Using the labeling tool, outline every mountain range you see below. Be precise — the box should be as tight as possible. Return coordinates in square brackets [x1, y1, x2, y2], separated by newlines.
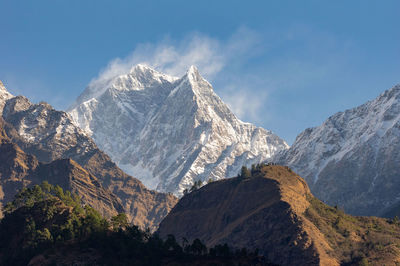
[1, 64, 400, 265]
[3, 65, 400, 220]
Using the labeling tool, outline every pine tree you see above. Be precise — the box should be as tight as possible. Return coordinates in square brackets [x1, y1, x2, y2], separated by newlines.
[240, 166, 251, 179]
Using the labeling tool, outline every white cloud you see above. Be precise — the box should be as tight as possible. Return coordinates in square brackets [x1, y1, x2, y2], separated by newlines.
[89, 27, 260, 86]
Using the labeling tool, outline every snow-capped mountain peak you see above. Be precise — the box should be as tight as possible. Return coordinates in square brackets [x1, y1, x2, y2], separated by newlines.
[69, 65, 288, 195]
[182, 65, 213, 93]
[186, 65, 202, 81]
[126, 64, 179, 87]
[70, 64, 178, 110]
[129, 63, 151, 72]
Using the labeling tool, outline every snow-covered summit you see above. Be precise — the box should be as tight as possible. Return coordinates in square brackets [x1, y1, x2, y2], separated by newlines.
[274, 83, 400, 216]
[69, 64, 178, 110]
[126, 64, 179, 88]
[186, 65, 207, 83]
[69, 65, 289, 195]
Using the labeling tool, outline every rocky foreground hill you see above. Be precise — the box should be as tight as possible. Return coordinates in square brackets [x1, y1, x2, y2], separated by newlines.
[0, 82, 177, 230]
[158, 165, 400, 265]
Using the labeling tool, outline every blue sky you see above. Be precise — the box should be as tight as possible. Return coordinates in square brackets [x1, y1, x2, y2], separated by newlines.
[1, 0, 399, 144]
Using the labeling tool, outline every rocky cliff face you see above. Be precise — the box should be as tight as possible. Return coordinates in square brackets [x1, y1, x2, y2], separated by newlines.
[0, 82, 177, 230]
[274, 84, 400, 216]
[158, 165, 400, 265]
[69, 65, 288, 195]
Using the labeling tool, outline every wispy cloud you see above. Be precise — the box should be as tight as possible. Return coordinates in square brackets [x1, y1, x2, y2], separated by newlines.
[90, 27, 260, 86]
[220, 86, 268, 123]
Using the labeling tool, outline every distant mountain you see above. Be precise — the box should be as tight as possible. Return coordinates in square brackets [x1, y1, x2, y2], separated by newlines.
[0, 82, 177, 230]
[274, 84, 400, 216]
[158, 164, 400, 265]
[69, 64, 288, 195]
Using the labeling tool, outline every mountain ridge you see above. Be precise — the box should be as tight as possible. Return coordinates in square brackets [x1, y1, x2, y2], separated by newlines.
[0, 118, 124, 218]
[0, 82, 177, 230]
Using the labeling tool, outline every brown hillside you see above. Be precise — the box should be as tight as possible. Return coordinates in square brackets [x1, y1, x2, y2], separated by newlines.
[158, 165, 400, 266]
